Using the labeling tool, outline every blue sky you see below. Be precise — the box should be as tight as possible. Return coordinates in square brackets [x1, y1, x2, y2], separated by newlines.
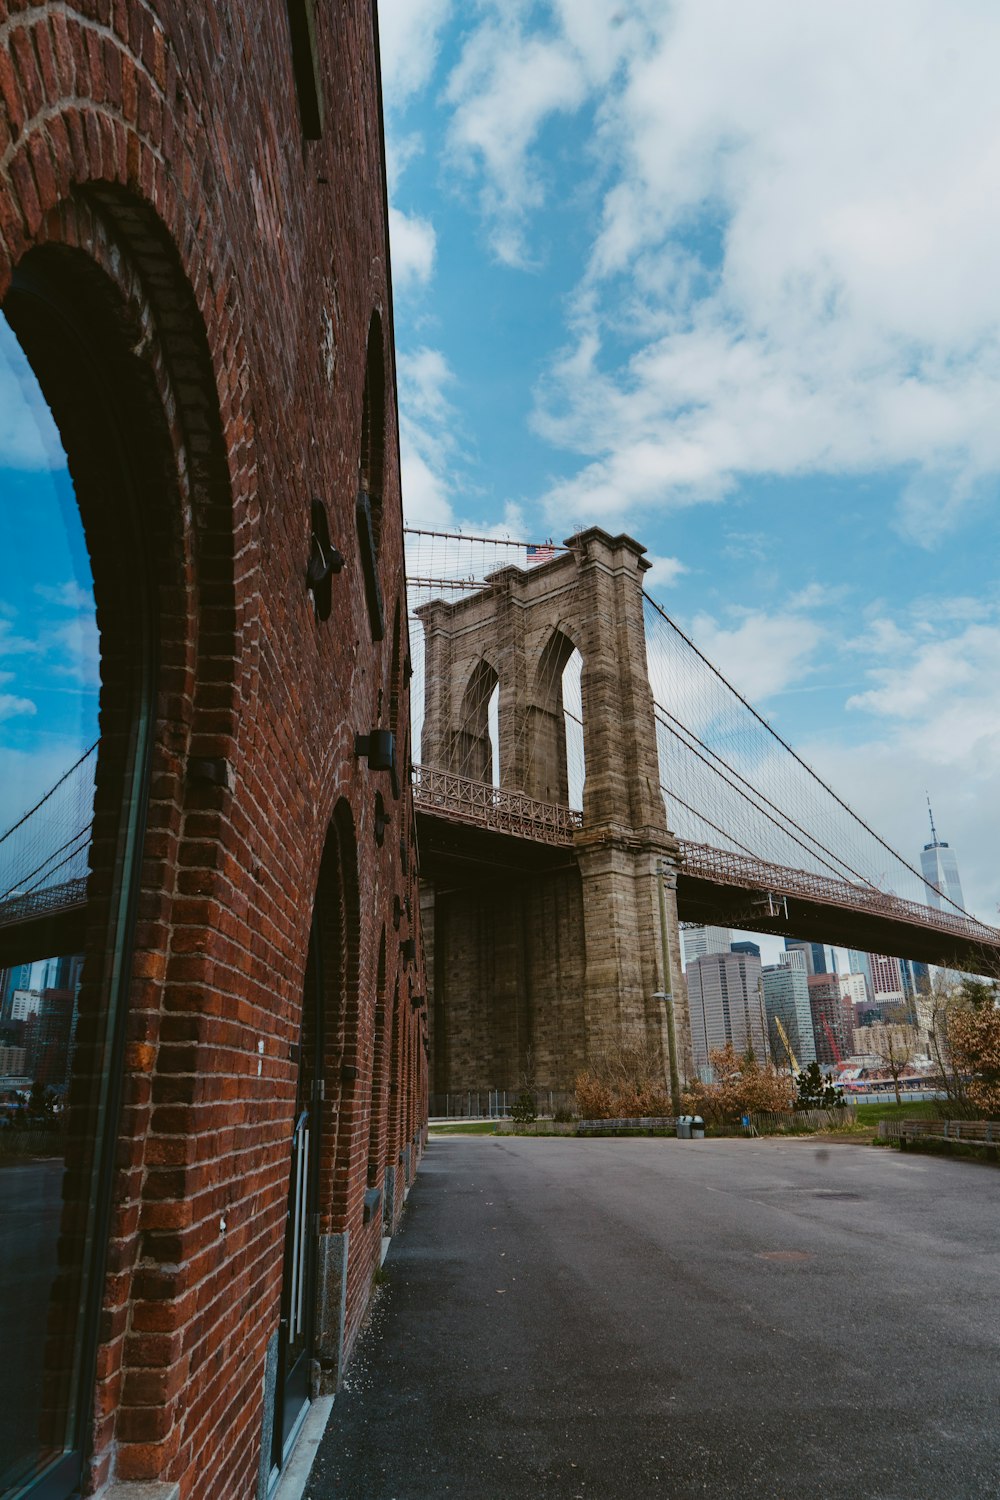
[0, 318, 100, 844]
[379, 0, 1000, 925]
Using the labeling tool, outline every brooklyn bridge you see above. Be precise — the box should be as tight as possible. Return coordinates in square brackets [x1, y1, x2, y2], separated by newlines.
[3, 526, 998, 1103]
[405, 525, 1000, 1100]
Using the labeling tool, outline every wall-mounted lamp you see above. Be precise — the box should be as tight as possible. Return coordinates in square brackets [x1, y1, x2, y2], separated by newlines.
[354, 728, 395, 771]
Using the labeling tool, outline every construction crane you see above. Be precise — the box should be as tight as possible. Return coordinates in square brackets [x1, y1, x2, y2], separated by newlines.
[773, 1015, 800, 1075]
[821, 1016, 843, 1068]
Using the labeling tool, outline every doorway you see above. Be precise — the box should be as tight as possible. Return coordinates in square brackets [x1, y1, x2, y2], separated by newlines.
[273, 923, 324, 1468]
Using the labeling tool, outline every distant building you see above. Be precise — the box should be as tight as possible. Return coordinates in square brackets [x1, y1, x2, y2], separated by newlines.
[900, 958, 931, 999]
[687, 951, 767, 1075]
[854, 1020, 919, 1064]
[839, 972, 868, 1009]
[869, 953, 906, 1010]
[682, 925, 732, 966]
[0, 1044, 27, 1078]
[9, 989, 41, 1023]
[920, 798, 965, 912]
[763, 963, 817, 1069]
[780, 949, 807, 972]
[807, 975, 856, 1066]
[784, 939, 835, 976]
[730, 940, 761, 958]
[0, 962, 32, 1021]
[847, 949, 872, 1001]
[24, 987, 78, 1090]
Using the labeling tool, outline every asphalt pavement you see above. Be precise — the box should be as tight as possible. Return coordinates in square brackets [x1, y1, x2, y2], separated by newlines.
[309, 1136, 1000, 1500]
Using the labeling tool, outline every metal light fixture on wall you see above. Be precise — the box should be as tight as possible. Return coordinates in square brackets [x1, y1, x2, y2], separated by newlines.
[354, 728, 395, 770]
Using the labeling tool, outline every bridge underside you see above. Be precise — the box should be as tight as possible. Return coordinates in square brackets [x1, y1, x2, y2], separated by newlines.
[677, 872, 995, 973]
[417, 808, 997, 975]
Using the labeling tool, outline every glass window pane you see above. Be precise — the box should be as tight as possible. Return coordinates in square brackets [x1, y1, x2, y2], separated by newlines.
[0, 311, 99, 1494]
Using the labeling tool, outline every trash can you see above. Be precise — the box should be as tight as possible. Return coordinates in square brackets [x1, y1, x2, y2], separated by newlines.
[676, 1115, 692, 1140]
[691, 1115, 705, 1140]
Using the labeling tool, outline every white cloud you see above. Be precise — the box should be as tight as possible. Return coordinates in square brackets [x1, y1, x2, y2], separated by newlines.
[0, 323, 65, 471]
[0, 694, 35, 723]
[389, 207, 437, 292]
[34, 581, 93, 610]
[424, 1, 1000, 534]
[442, 2, 652, 265]
[685, 608, 824, 705]
[397, 347, 459, 528]
[643, 553, 686, 592]
[808, 604, 1000, 921]
[377, 0, 454, 109]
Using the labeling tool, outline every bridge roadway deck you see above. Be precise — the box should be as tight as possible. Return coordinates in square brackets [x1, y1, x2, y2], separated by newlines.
[312, 1135, 1000, 1499]
[413, 766, 1000, 970]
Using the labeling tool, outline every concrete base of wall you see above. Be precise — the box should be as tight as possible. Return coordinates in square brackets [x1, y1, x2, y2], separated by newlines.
[314, 1230, 350, 1393]
[272, 1396, 335, 1500]
[102, 1487, 181, 1500]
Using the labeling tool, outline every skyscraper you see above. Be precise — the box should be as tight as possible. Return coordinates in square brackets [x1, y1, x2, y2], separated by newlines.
[763, 963, 817, 1069]
[686, 951, 768, 1076]
[847, 949, 872, 1001]
[869, 952, 906, 1008]
[920, 798, 965, 912]
[682, 925, 732, 966]
[784, 938, 835, 976]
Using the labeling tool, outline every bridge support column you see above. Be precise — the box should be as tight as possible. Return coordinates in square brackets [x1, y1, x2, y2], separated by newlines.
[575, 834, 691, 1089]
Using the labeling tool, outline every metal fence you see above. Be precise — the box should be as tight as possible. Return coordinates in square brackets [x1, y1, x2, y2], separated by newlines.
[429, 1090, 576, 1120]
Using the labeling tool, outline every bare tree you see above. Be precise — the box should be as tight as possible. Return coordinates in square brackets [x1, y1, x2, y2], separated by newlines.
[865, 1022, 917, 1106]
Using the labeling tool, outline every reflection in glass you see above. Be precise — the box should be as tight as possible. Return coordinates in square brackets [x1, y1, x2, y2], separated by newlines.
[0, 312, 99, 1495]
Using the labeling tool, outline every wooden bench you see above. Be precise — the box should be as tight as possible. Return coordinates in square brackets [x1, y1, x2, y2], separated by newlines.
[900, 1119, 999, 1145]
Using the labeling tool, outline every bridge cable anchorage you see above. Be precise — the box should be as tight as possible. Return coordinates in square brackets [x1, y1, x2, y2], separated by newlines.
[641, 587, 975, 921]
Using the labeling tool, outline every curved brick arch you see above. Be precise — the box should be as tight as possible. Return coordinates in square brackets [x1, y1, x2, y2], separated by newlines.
[0, 3, 256, 743]
[2, 181, 251, 1486]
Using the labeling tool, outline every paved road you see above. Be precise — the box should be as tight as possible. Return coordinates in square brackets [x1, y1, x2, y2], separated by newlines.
[311, 1137, 1000, 1500]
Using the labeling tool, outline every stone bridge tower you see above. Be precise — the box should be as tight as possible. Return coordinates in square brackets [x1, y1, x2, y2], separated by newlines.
[417, 528, 691, 1101]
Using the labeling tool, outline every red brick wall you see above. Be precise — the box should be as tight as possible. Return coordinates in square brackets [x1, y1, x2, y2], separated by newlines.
[0, 1, 427, 1495]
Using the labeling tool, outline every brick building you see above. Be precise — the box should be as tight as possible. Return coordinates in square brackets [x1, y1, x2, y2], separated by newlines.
[0, 4, 426, 1498]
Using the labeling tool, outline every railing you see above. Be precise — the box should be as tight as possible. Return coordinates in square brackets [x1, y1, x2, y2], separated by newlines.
[412, 765, 1000, 951]
[0, 875, 89, 931]
[412, 765, 582, 846]
[676, 840, 1000, 948]
[877, 1118, 1000, 1144]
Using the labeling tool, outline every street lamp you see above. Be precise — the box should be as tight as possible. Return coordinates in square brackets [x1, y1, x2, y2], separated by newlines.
[655, 858, 682, 1114]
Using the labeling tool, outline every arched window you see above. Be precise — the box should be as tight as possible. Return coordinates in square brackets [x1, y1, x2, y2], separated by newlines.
[356, 313, 386, 640]
[453, 657, 499, 784]
[366, 930, 388, 1196]
[526, 629, 583, 807]
[0, 264, 153, 1498]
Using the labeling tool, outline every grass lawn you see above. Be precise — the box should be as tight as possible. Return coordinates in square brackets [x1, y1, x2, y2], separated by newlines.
[854, 1099, 943, 1126]
[428, 1121, 498, 1136]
